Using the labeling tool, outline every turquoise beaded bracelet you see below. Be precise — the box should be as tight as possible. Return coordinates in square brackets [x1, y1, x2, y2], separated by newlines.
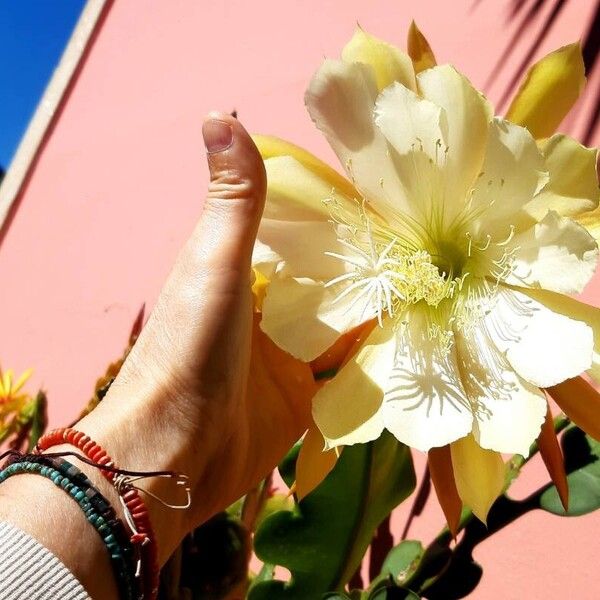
[0, 460, 136, 600]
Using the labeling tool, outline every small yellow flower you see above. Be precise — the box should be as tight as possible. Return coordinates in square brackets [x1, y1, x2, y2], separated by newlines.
[0, 367, 34, 443]
[0, 368, 33, 416]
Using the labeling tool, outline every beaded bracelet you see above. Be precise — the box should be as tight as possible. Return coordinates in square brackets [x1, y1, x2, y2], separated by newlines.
[0, 459, 136, 599]
[13, 453, 141, 599]
[35, 428, 191, 599]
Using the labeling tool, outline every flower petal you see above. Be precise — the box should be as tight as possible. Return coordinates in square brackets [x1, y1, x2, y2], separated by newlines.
[255, 219, 344, 281]
[428, 445, 462, 537]
[450, 434, 505, 523]
[407, 21, 437, 74]
[506, 43, 586, 139]
[261, 277, 373, 362]
[374, 81, 446, 158]
[311, 320, 376, 376]
[473, 373, 546, 457]
[305, 58, 409, 215]
[525, 134, 599, 222]
[417, 65, 492, 209]
[510, 286, 600, 384]
[312, 323, 396, 448]
[575, 206, 600, 247]
[485, 287, 593, 388]
[374, 81, 448, 217]
[296, 424, 339, 500]
[252, 134, 358, 200]
[342, 27, 416, 92]
[262, 155, 347, 221]
[253, 155, 353, 280]
[547, 376, 600, 442]
[454, 327, 546, 456]
[382, 310, 473, 451]
[504, 211, 598, 295]
[471, 117, 547, 229]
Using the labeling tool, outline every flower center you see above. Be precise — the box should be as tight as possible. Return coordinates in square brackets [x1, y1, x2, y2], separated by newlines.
[324, 202, 466, 326]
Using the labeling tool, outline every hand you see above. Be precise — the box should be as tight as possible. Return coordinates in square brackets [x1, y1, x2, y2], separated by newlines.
[76, 112, 313, 560]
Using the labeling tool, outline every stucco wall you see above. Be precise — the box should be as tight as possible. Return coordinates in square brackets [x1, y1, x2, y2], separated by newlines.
[1, 1, 599, 597]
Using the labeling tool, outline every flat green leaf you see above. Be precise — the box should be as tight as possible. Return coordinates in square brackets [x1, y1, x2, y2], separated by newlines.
[248, 562, 275, 593]
[381, 540, 424, 581]
[540, 425, 600, 516]
[249, 432, 416, 600]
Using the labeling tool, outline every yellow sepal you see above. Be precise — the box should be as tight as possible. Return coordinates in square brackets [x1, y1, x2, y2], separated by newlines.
[295, 425, 339, 500]
[251, 134, 357, 199]
[407, 21, 437, 74]
[506, 43, 586, 139]
[450, 434, 505, 523]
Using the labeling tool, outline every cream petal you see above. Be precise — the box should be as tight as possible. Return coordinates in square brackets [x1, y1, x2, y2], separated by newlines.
[305, 58, 409, 215]
[261, 277, 374, 362]
[471, 118, 547, 230]
[255, 219, 345, 281]
[483, 287, 593, 388]
[382, 310, 473, 451]
[514, 287, 600, 385]
[373, 81, 448, 221]
[454, 329, 546, 457]
[504, 211, 598, 295]
[374, 81, 446, 158]
[253, 155, 356, 280]
[417, 65, 492, 209]
[312, 323, 396, 448]
[252, 238, 281, 278]
[525, 134, 599, 222]
[473, 371, 546, 457]
[341, 28, 416, 92]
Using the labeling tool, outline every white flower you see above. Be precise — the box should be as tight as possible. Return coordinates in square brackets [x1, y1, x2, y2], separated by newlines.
[252, 30, 600, 462]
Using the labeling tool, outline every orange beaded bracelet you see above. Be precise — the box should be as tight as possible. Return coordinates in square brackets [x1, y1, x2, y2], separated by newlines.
[35, 427, 160, 599]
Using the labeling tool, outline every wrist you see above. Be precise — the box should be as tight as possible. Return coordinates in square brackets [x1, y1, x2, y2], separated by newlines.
[73, 382, 204, 562]
[0, 474, 119, 600]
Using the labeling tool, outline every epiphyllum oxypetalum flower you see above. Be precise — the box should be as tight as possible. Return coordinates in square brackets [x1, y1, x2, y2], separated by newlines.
[253, 26, 600, 522]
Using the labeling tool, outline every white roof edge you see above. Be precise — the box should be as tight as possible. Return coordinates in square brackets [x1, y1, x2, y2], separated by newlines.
[0, 0, 109, 233]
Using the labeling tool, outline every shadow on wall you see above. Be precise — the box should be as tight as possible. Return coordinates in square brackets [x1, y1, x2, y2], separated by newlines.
[475, 0, 600, 144]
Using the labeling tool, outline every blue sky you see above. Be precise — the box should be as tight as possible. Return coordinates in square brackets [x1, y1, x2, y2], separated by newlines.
[0, 1, 85, 170]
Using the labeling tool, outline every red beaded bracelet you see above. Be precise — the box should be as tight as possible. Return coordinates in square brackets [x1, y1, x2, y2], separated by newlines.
[35, 428, 160, 599]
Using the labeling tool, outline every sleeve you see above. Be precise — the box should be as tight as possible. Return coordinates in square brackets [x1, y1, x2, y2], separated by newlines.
[0, 521, 90, 600]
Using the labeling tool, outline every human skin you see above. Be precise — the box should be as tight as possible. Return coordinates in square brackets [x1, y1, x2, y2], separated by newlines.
[0, 113, 310, 599]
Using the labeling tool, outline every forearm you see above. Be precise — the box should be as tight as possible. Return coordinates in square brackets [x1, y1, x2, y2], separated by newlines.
[0, 475, 117, 599]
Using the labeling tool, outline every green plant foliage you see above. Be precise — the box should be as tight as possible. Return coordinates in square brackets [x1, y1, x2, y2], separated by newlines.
[27, 391, 48, 451]
[278, 439, 302, 489]
[249, 432, 416, 600]
[540, 425, 600, 516]
[369, 588, 420, 599]
[380, 540, 423, 580]
[248, 562, 275, 594]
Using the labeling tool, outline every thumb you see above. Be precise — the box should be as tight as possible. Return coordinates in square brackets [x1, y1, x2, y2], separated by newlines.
[107, 112, 266, 403]
[191, 111, 266, 277]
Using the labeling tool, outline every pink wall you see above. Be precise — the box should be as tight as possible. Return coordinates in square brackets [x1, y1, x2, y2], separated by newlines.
[1, 0, 599, 597]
